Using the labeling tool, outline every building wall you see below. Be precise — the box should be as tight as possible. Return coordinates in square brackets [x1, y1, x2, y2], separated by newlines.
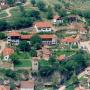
[53, 19, 63, 24]
[20, 88, 34, 90]
[34, 25, 52, 32]
[7, 36, 20, 45]
[32, 60, 38, 72]
[3, 55, 9, 61]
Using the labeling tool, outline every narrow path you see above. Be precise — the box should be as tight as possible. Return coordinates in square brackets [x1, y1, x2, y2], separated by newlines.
[0, 0, 30, 19]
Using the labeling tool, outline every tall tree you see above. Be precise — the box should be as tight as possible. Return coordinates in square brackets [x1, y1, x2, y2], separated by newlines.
[18, 41, 31, 52]
[31, 0, 36, 6]
[30, 35, 42, 49]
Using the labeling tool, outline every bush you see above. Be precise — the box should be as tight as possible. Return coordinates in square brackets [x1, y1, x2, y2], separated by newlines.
[0, 32, 6, 39]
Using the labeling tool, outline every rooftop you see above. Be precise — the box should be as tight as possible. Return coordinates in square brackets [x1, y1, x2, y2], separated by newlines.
[2, 48, 14, 56]
[20, 80, 34, 89]
[53, 15, 61, 19]
[21, 35, 32, 40]
[40, 34, 56, 39]
[61, 37, 75, 43]
[8, 31, 20, 37]
[34, 21, 52, 28]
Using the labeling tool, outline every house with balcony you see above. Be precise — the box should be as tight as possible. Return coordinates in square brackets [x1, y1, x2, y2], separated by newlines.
[34, 21, 53, 32]
[61, 36, 78, 48]
[40, 34, 57, 45]
[7, 31, 21, 45]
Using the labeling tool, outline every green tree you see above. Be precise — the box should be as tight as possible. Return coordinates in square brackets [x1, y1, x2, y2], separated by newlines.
[16, 2, 25, 16]
[39, 66, 53, 77]
[10, 53, 20, 65]
[30, 48, 37, 57]
[71, 73, 79, 86]
[30, 35, 42, 49]
[49, 56, 56, 65]
[0, 32, 6, 39]
[5, 69, 17, 79]
[58, 9, 67, 17]
[31, 0, 36, 6]
[18, 41, 31, 52]
[7, 0, 15, 6]
[0, 20, 8, 31]
[36, 1, 46, 11]
[25, 10, 41, 20]
[46, 6, 53, 19]
[10, 17, 33, 29]
[54, 3, 62, 12]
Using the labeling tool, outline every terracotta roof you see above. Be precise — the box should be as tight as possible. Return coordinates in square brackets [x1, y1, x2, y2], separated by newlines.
[40, 34, 56, 39]
[0, 85, 10, 90]
[2, 48, 14, 56]
[61, 37, 75, 43]
[53, 15, 61, 19]
[57, 55, 65, 61]
[34, 22, 52, 28]
[20, 80, 34, 89]
[21, 35, 32, 40]
[8, 31, 20, 37]
[79, 28, 86, 31]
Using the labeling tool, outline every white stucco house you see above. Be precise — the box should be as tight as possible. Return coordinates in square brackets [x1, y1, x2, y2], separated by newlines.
[34, 21, 53, 32]
[53, 15, 63, 25]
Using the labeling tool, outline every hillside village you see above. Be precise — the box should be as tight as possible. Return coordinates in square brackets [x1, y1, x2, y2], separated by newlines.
[0, 0, 89, 90]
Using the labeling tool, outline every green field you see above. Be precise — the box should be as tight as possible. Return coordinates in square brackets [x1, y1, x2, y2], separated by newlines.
[15, 52, 32, 67]
[54, 50, 76, 57]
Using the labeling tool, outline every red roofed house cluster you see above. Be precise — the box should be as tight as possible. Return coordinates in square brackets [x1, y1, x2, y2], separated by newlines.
[7, 31, 57, 45]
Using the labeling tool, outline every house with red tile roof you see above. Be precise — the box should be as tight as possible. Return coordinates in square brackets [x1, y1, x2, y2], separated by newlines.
[53, 15, 63, 25]
[20, 80, 34, 90]
[2, 48, 14, 61]
[61, 36, 78, 48]
[7, 31, 21, 45]
[7, 31, 57, 46]
[20, 35, 32, 40]
[34, 21, 53, 32]
[40, 34, 57, 45]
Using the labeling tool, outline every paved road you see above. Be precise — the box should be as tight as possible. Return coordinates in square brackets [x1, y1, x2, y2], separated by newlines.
[0, 0, 30, 19]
